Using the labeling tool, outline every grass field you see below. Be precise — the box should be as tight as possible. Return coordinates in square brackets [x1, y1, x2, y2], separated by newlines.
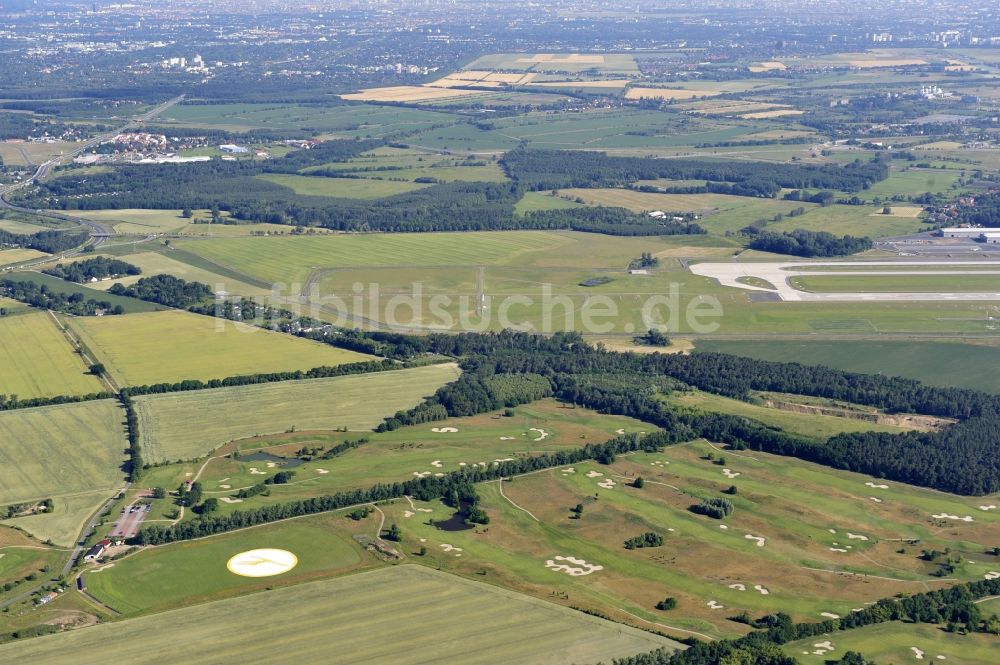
[174, 231, 578, 286]
[0, 311, 104, 398]
[135, 363, 460, 462]
[255, 174, 430, 199]
[784, 621, 998, 664]
[157, 103, 456, 137]
[71, 208, 190, 234]
[0, 400, 126, 544]
[667, 389, 910, 439]
[792, 274, 1000, 293]
[11, 566, 676, 665]
[693, 340, 1000, 394]
[466, 52, 640, 75]
[515, 191, 586, 214]
[0, 140, 77, 166]
[862, 167, 963, 200]
[559, 188, 810, 234]
[87, 513, 370, 614]
[66, 310, 375, 386]
[0, 248, 48, 266]
[308, 146, 509, 183]
[85, 250, 272, 297]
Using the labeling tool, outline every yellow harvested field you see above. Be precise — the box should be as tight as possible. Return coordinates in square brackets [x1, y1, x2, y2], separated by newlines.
[682, 101, 790, 116]
[428, 71, 537, 88]
[0, 311, 104, 399]
[748, 61, 787, 72]
[516, 54, 606, 64]
[0, 248, 48, 265]
[869, 206, 925, 218]
[340, 86, 489, 103]
[740, 109, 804, 119]
[66, 310, 376, 386]
[625, 87, 720, 100]
[919, 141, 964, 150]
[532, 79, 630, 89]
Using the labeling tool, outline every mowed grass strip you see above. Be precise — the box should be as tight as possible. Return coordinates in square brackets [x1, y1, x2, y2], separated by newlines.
[0, 311, 104, 399]
[135, 363, 461, 462]
[793, 274, 1000, 293]
[0, 400, 126, 505]
[66, 310, 375, 386]
[12, 566, 678, 665]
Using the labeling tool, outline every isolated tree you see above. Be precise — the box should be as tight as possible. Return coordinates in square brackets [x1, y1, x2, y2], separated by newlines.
[633, 477, 645, 488]
[88, 363, 105, 376]
[384, 523, 401, 542]
[152, 487, 166, 499]
[181, 207, 193, 219]
[655, 597, 677, 611]
[199, 498, 219, 514]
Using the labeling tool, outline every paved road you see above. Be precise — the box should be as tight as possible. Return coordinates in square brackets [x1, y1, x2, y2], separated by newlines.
[0, 94, 185, 253]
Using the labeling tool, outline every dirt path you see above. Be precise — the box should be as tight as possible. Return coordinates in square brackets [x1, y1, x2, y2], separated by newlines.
[617, 608, 716, 641]
[496, 479, 539, 521]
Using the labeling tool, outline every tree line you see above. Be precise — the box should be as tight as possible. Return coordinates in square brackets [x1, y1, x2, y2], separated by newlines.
[745, 229, 873, 257]
[0, 228, 88, 254]
[500, 148, 889, 195]
[0, 278, 124, 316]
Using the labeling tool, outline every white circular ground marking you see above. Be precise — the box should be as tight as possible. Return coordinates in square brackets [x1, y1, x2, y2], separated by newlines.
[226, 549, 298, 577]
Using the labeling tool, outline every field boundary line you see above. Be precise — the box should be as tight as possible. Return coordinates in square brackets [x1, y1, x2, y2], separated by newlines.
[496, 478, 539, 521]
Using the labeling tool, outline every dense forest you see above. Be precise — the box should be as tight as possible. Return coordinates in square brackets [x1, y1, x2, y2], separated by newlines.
[501, 149, 890, 195]
[42, 256, 140, 283]
[745, 229, 874, 257]
[108, 275, 213, 308]
[0, 228, 88, 254]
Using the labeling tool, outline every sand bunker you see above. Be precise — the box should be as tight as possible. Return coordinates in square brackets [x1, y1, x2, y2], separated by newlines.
[440, 544, 463, 553]
[249, 467, 266, 475]
[979, 505, 997, 511]
[561, 467, 575, 474]
[431, 427, 459, 433]
[316, 469, 329, 474]
[866, 482, 889, 489]
[847, 533, 869, 541]
[494, 457, 515, 463]
[615, 428, 626, 435]
[755, 584, 769, 595]
[545, 555, 603, 577]
[820, 612, 840, 619]
[728, 583, 746, 591]
[829, 529, 837, 534]
[911, 646, 925, 659]
[812, 641, 835, 656]
[530, 428, 550, 441]
[266, 462, 276, 468]
[597, 479, 617, 489]
[219, 484, 231, 490]
[706, 600, 724, 610]
[830, 548, 849, 553]
[586, 470, 604, 478]
[722, 468, 741, 479]
[649, 460, 668, 467]
[984, 571, 1000, 580]
[499, 436, 515, 440]
[434, 472, 445, 477]
[745, 534, 765, 547]
[719, 524, 729, 530]
[404, 510, 415, 518]
[227, 548, 298, 577]
[431, 460, 443, 468]
[219, 477, 230, 482]
[932, 513, 974, 522]
[413, 471, 431, 479]
[219, 497, 243, 504]
[870, 497, 883, 503]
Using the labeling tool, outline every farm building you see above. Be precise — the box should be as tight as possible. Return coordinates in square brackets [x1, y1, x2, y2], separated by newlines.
[937, 227, 983, 238]
[83, 539, 111, 562]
